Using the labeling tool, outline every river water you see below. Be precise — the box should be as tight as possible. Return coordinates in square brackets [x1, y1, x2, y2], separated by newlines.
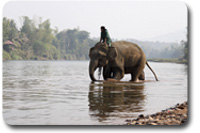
[3, 61, 187, 125]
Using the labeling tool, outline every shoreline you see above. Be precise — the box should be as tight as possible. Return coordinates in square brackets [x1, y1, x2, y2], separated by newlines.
[125, 101, 188, 125]
[147, 58, 187, 64]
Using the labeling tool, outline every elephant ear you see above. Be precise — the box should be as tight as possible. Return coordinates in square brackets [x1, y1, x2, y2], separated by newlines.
[98, 45, 108, 57]
[108, 47, 117, 61]
[89, 47, 95, 58]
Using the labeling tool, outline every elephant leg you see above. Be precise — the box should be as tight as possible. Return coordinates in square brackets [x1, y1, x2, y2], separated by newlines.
[113, 68, 124, 80]
[103, 66, 112, 80]
[131, 65, 145, 82]
[131, 72, 139, 82]
[138, 70, 145, 80]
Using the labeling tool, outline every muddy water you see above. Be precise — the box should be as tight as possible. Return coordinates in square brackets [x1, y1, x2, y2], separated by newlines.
[3, 61, 187, 125]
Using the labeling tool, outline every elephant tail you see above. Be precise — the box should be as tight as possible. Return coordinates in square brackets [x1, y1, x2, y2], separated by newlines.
[146, 62, 159, 81]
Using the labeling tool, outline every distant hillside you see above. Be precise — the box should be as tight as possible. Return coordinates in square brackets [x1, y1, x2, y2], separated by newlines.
[142, 28, 187, 43]
[124, 38, 184, 59]
[125, 38, 180, 50]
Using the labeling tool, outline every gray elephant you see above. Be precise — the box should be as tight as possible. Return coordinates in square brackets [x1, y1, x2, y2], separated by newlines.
[89, 41, 158, 81]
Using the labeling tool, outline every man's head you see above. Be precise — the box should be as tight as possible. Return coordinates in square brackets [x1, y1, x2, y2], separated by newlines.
[100, 26, 105, 32]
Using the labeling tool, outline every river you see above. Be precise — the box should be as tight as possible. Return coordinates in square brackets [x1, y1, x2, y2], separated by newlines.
[3, 61, 187, 125]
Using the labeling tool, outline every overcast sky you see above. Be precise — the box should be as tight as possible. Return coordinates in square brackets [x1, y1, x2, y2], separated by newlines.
[3, 1, 187, 41]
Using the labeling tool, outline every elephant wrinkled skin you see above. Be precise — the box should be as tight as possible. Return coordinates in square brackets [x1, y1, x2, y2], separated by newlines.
[89, 41, 158, 81]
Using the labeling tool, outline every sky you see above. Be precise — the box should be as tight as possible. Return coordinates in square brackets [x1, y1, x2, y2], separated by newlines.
[3, 1, 187, 41]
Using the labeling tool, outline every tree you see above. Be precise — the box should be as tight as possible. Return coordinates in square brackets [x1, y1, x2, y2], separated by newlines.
[181, 40, 188, 60]
[20, 16, 37, 43]
[180, 28, 188, 62]
[3, 17, 18, 42]
[2, 16, 99, 60]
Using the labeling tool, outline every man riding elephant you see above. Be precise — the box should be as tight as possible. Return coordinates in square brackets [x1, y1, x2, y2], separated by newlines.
[99, 26, 112, 47]
[89, 41, 158, 82]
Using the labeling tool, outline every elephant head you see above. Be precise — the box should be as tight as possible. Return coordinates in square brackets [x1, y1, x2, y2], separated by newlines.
[89, 43, 117, 81]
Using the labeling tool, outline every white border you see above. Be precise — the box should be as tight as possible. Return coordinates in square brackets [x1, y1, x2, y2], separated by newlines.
[1, 0, 199, 132]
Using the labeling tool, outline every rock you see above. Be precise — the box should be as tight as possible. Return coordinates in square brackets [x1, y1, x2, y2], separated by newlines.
[138, 114, 145, 118]
[148, 116, 154, 121]
[125, 101, 187, 126]
[151, 122, 158, 125]
[180, 106, 185, 110]
[181, 119, 186, 124]
[131, 121, 136, 125]
[125, 119, 131, 123]
[150, 114, 156, 117]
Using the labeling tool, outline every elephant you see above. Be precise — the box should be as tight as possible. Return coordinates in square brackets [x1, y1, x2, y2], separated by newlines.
[89, 41, 158, 81]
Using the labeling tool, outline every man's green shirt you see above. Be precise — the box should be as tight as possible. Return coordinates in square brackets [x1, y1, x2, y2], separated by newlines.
[101, 29, 112, 44]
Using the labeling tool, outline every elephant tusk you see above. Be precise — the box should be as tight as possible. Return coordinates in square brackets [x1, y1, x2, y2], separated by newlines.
[98, 67, 102, 79]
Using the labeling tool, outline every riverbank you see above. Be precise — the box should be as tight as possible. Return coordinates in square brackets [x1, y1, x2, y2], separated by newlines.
[125, 101, 188, 125]
[147, 58, 187, 64]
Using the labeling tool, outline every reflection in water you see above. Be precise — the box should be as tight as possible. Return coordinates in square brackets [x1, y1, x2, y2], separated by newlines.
[88, 81, 145, 122]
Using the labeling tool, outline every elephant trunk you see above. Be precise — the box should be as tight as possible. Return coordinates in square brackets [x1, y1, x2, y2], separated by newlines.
[89, 60, 98, 81]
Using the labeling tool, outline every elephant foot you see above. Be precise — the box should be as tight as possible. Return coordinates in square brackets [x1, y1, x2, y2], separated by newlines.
[105, 78, 120, 82]
[130, 79, 140, 82]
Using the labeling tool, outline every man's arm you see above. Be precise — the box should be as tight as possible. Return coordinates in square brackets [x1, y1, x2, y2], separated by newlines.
[104, 38, 107, 45]
[99, 37, 102, 43]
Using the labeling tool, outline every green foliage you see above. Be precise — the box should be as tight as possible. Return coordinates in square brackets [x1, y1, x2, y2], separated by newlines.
[3, 16, 96, 61]
[20, 16, 37, 42]
[3, 17, 18, 42]
[181, 40, 188, 61]
[3, 50, 11, 60]
[11, 49, 24, 60]
[33, 41, 48, 57]
[55, 28, 95, 60]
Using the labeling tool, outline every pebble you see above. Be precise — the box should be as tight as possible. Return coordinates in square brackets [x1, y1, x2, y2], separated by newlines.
[125, 101, 187, 125]
[138, 114, 145, 118]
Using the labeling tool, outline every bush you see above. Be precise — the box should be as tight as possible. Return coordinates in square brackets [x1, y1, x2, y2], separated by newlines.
[3, 50, 11, 60]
